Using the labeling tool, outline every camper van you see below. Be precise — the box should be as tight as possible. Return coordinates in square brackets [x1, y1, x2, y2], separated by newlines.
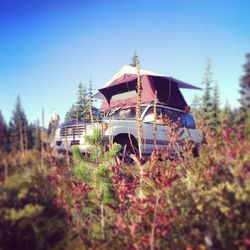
[53, 65, 202, 159]
[53, 102, 202, 159]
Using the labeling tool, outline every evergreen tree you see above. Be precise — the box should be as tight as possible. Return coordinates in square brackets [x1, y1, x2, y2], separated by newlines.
[34, 119, 41, 151]
[201, 59, 214, 127]
[130, 51, 140, 67]
[27, 122, 36, 149]
[8, 96, 28, 151]
[211, 81, 220, 127]
[65, 104, 77, 121]
[244, 110, 250, 136]
[76, 82, 88, 120]
[0, 110, 8, 152]
[221, 101, 233, 125]
[87, 79, 94, 114]
[65, 81, 100, 122]
[238, 53, 250, 136]
[239, 53, 250, 115]
[191, 94, 202, 117]
[87, 79, 100, 120]
[65, 82, 89, 121]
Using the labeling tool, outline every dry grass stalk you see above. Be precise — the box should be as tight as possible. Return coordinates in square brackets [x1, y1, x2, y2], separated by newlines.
[64, 122, 70, 168]
[153, 90, 157, 149]
[128, 129, 137, 154]
[130, 153, 144, 199]
[136, 62, 142, 159]
[135, 62, 144, 199]
[40, 108, 45, 171]
[108, 116, 114, 149]
[142, 124, 147, 153]
[76, 111, 80, 140]
[24, 120, 28, 151]
[4, 160, 8, 182]
[150, 195, 160, 250]
[89, 101, 94, 126]
[100, 196, 105, 239]
[18, 115, 24, 157]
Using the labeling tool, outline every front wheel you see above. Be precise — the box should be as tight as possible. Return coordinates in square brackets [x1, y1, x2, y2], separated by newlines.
[116, 137, 138, 164]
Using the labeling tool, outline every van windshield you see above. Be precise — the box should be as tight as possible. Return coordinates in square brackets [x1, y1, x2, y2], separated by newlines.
[108, 107, 146, 120]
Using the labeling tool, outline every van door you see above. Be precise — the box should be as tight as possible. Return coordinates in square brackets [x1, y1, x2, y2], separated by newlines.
[160, 108, 190, 146]
[142, 106, 169, 155]
[182, 113, 203, 145]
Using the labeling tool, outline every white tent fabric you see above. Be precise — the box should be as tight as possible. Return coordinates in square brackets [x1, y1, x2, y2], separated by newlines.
[102, 65, 164, 88]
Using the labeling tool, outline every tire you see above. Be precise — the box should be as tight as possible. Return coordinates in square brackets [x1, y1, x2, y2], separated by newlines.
[115, 137, 138, 164]
[192, 145, 199, 158]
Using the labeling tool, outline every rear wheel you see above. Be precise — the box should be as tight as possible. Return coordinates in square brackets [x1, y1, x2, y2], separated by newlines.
[115, 137, 138, 164]
[192, 145, 199, 158]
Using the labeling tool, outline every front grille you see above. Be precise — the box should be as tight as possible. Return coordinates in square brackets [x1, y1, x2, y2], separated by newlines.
[60, 124, 86, 137]
[71, 140, 80, 145]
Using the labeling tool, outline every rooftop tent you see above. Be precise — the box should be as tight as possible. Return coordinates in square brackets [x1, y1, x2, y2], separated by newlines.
[95, 65, 201, 112]
[94, 65, 164, 100]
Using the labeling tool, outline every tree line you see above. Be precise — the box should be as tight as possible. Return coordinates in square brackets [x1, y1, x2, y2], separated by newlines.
[0, 96, 41, 152]
[1, 52, 250, 152]
[191, 54, 250, 136]
[64, 80, 100, 122]
[0, 80, 99, 153]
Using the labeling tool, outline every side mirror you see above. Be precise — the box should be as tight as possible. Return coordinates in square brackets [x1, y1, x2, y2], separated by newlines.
[143, 114, 154, 123]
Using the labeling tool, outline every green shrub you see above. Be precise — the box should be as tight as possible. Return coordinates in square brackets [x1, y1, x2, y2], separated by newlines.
[0, 151, 74, 250]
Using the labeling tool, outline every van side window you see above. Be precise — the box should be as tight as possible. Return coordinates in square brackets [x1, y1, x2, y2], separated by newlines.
[161, 108, 184, 127]
[144, 107, 164, 124]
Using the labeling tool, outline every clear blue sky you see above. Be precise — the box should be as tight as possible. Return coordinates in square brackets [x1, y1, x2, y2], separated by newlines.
[0, 0, 249, 126]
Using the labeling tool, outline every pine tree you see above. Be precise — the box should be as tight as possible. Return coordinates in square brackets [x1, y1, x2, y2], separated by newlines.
[26, 122, 35, 149]
[238, 53, 250, 136]
[191, 94, 202, 117]
[9, 96, 28, 151]
[0, 110, 8, 152]
[221, 101, 234, 127]
[87, 79, 94, 114]
[76, 82, 88, 120]
[130, 51, 140, 67]
[87, 79, 100, 120]
[65, 104, 77, 121]
[201, 59, 214, 127]
[65, 82, 89, 122]
[239, 53, 250, 115]
[34, 119, 41, 151]
[211, 81, 220, 128]
[65, 81, 100, 122]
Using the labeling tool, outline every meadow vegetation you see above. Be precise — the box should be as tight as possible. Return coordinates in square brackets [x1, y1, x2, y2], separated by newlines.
[1, 54, 250, 249]
[1, 119, 250, 250]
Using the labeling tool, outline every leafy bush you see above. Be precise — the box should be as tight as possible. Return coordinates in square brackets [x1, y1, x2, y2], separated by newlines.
[0, 151, 75, 250]
[51, 126, 250, 249]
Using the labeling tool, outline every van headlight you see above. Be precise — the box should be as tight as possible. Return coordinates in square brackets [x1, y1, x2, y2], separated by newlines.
[55, 128, 60, 137]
